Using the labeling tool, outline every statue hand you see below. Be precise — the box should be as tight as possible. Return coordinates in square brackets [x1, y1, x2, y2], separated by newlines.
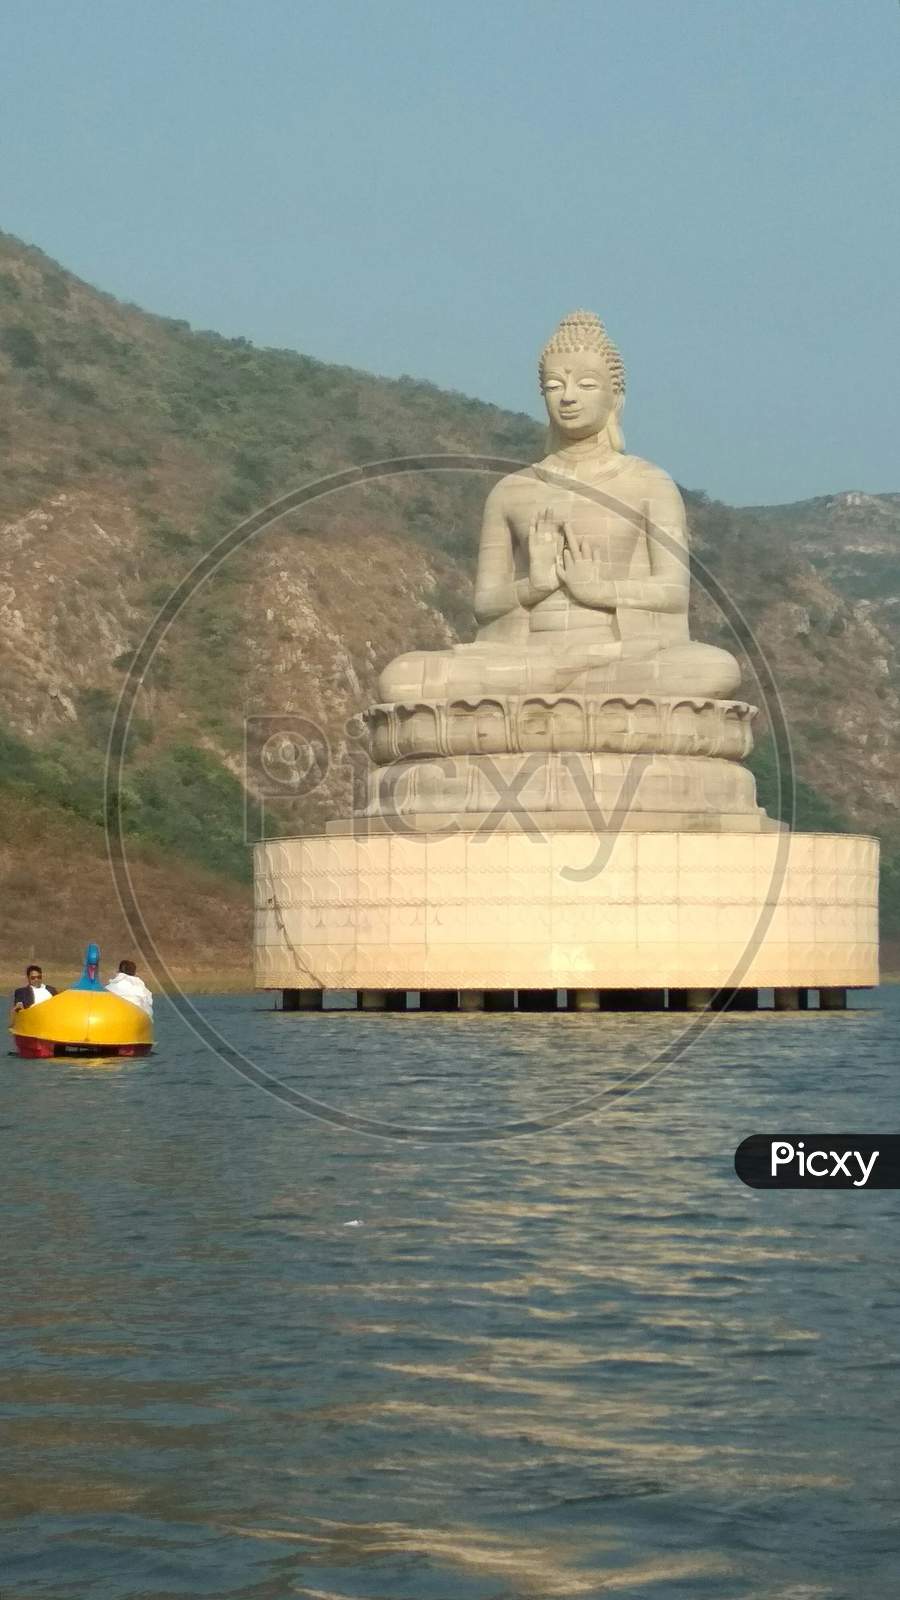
[527, 508, 562, 598]
[558, 524, 616, 608]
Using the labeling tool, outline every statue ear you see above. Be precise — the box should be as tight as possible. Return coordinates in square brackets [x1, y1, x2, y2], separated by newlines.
[607, 400, 625, 453]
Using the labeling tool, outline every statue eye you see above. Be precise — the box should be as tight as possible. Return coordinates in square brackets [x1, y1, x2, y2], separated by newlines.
[579, 379, 599, 389]
[543, 380, 563, 392]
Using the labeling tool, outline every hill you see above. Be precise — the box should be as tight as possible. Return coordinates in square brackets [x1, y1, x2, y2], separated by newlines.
[0, 783, 251, 992]
[0, 229, 897, 978]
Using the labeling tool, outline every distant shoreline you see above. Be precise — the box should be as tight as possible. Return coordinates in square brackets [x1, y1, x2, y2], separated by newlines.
[0, 965, 256, 996]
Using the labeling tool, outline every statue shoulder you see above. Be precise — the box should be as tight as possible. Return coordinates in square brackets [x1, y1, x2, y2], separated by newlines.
[493, 465, 539, 494]
[621, 454, 684, 502]
[484, 467, 540, 515]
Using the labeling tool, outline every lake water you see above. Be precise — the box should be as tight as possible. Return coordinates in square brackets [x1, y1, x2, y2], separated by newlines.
[2, 989, 899, 1598]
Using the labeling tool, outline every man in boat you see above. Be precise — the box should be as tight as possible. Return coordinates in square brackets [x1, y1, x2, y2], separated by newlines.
[10, 964, 58, 1018]
[105, 959, 154, 1018]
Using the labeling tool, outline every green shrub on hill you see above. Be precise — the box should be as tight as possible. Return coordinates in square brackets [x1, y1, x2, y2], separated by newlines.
[128, 745, 258, 879]
[747, 736, 847, 832]
[1, 323, 42, 369]
[748, 736, 900, 937]
[0, 723, 256, 882]
[880, 850, 900, 940]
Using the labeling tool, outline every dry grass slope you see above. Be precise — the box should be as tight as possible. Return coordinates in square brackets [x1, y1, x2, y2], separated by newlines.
[0, 787, 251, 991]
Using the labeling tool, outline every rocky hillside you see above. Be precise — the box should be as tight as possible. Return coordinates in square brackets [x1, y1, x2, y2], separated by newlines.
[0, 229, 897, 975]
[688, 491, 900, 843]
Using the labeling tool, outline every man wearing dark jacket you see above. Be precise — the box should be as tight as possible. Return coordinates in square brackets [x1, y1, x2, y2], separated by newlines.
[11, 964, 58, 1018]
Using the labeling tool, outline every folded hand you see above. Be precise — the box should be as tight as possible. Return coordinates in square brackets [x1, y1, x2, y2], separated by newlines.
[528, 508, 562, 598]
[558, 524, 616, 607]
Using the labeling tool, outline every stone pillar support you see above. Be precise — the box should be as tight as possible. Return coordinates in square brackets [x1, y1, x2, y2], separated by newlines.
[283, 988, 324, 1011]
[420, 989, 459, 1011]
[359, 989, 389, 1011]
[484, 990, 515, 1011]
[567, 989, 600, 1011]
[600, 988, 666, 1011]
[459, 990, 486, 1012]
[517, 990, 558, 1011]
[716, 988, 759, 1011]
[685, 988, 716, 1012]
[819, 986, 848, 1010]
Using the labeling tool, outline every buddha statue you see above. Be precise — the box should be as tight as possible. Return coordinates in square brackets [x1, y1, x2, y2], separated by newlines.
[378, 310, 741, 703]
[358, 312, 768, 832]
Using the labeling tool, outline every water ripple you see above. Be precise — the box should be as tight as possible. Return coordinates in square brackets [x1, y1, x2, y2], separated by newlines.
[1, 989, 899, 1597]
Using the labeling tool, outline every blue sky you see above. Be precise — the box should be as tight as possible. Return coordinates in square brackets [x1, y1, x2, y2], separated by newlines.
[0, 0, 897, 504]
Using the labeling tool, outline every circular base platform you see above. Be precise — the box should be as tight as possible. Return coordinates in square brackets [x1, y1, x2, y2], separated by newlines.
[254, 829, 879, 993]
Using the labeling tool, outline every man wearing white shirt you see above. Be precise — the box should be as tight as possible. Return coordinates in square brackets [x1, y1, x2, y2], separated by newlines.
[106, 959, 154, 1018]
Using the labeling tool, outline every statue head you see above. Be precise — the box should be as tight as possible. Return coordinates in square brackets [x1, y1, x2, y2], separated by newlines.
[539, 311, 626, 451]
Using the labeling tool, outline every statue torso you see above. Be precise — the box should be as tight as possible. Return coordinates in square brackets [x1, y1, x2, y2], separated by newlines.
[499, 452, 661, 640]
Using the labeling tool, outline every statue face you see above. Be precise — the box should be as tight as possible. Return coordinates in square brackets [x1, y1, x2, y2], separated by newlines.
[541, 350, 616, 440]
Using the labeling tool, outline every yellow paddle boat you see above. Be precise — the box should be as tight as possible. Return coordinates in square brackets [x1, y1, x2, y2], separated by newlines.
[11, 944, 153, 1059]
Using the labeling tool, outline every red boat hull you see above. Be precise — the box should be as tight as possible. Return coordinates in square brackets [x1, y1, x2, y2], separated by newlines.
[14, 1037, 152, 1060]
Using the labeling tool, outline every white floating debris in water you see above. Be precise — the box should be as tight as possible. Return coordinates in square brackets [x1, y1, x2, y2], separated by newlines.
[343, 1219, 364, 1227]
